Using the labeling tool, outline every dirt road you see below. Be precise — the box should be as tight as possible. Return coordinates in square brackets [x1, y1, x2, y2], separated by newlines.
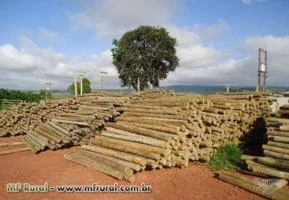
[0, 136, 264, 200]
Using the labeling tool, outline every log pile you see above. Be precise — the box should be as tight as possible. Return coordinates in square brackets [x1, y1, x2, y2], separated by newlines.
[65, 91, 271, 181]
[243, 106, 289, 181]
[0, 100, 79, 137]
[24, 95, 128, 153]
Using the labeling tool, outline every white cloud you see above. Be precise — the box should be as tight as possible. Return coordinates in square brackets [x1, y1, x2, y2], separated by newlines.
[192, 20, 229, 41]
[0, 37, 118, 90]
[39, 27, 59, 40]
[1, 0, 288, 90]
[162, 34, 289, 87]
[1, 34, 289, 89]
[0, 44, 38, 71]
[241, 0, 268, 4]
[70, 0, 182, 38]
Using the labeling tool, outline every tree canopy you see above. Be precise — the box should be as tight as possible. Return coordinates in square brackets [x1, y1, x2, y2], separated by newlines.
[0, 88, 41, 102]
[68, 78, 91, 95]
[111, 25, 179, 91]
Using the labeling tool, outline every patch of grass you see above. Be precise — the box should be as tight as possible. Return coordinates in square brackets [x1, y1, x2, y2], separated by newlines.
[209, 144, 243, 170]
[0, 104, 10, 111]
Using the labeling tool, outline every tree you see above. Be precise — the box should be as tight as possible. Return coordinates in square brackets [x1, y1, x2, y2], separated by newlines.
[68, 78, 91, 95]
[111, 25, 179, 91]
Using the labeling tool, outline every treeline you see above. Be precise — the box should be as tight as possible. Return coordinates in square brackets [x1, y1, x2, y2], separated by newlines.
[0, 88, 42, 102]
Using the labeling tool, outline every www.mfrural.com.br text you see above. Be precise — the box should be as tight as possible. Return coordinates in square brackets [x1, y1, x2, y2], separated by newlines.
[6, 183, 152, 193]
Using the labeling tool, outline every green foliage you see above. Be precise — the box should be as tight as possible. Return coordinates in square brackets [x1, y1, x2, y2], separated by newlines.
[39, 89, 52, 100]
[0, 88, 41, 102]
[68, 78, 91, 94]
[0, 104, 10, 110]
[209, 144, 242, 170]
[111, 25, 179, 91]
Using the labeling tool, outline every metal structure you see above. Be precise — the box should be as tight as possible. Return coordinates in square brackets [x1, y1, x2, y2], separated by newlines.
[257, 48, 268, 92]
[100, 71, 108, 91]
[45, 82, 52, 101]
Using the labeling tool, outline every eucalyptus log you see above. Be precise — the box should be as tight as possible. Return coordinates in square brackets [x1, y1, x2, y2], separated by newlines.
[256, 157, 289, 171]
[0, 147, 30, 155]
[216, 171, 289, 200]
[246, 160, 289, 180]
[64, 152, 134, 182]
[264, 150, 289, 161]
[106, 122, 174, 141]
[81, 145, 147, 166]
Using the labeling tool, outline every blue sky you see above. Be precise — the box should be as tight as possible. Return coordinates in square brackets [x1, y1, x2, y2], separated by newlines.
[0, 0, 289, 89]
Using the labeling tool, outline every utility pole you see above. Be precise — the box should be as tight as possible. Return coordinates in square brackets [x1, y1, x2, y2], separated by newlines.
[79, 72, 85, 96]
[100, 71, 108, 91]
[257, 48, 268, 93]
[74, 73, 78, 97]
[137, 76, 140, 95]
[45, 82, 52, 102]
[226, 86, 230, 93]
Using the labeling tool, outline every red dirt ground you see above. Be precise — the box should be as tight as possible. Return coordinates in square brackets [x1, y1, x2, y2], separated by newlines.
[0, 136, 264, 200]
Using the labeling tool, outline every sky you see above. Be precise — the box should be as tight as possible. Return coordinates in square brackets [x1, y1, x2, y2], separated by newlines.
[0, 0, 289, 90]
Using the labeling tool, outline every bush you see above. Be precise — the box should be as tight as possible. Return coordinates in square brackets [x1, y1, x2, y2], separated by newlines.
[0, 88, 42, 102]
[209, 144, 242, 170]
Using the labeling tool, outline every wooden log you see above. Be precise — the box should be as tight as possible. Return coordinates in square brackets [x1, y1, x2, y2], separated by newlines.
[122, 112, 190, 120]
[25, 134, 45, 151]
[268, 141, 289, 150]
[25, 131, 48, 147]
[40, 124, 66, 140]
[263, 144, 289, 155]
[117, 116, 183, 129]
[106, 122, 174, 141]
[264, 150, 289, 161]
[216, 171, 289, 200]
[47, 121, 70, 135]
[256, 157, 289, 171]
[268, 130, 289, 138]
[279, 110, 289, 116]
[267, 117, 289, 124]
[105, 127, 169, 147]
[280, 126, 289, 132]
[91, 136, 166, 160]
[80, 148, 142, 171]
[117, 121, 180, 135]
[0, 147, 30, 155]
[77, 149, 133, 175]
[269, 136, 289, 144]
[23, 137, 38, 153]
[118, 107, 178, 115]
[102, 131, 167, 148]
[81, 145, 147, 166]
[34, 127, 62, 143]
[0, 142, 24, 147]
[246, 160, 289, 180]
[64, 152, 134, 182]
[51, 119, 89, 126]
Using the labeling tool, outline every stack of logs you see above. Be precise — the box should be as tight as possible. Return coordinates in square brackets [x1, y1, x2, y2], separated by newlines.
[65, 91, 271, 182]
[244, 105, 289, 181]
[0, 100, 79, 137]
[24, 95, 128, 153]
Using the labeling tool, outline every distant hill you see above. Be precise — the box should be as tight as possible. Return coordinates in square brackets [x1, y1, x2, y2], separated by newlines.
[162, 85, 229, 94]
[162, 85, 289, 94]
